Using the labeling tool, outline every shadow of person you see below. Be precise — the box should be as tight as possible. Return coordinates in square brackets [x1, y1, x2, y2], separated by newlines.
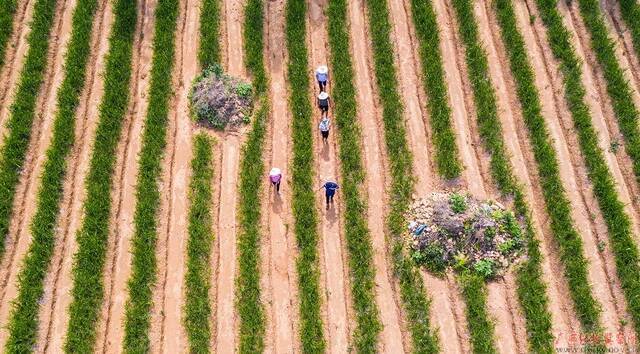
[326, 202, 337, 223]
[321, 140, 330, 161]
[272, 190, 283, 213]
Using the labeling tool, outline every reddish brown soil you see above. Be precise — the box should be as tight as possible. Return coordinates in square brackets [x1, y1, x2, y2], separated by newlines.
[0, 0, 34, 142]
[262, 0, 298, 352]
[0, 0, 75, 348]
[34, 0, 113, 351]
[308, 0, 352, 349]
[346, 0, 407, 350]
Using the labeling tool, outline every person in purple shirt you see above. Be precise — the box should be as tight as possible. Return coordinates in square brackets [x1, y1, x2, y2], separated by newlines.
[269, 167, 282, 194]
[319, 180, 339, 210]
[315, 65, 328, 92]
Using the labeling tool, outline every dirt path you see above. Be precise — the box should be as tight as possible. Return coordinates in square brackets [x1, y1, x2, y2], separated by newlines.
[477, 0, 581, 346]
[34, 0, 114, 351]
[0, 0, 34, 141]
[262, 0, 298, 352]
[93, 0, 154, 351]
[562, 1, 640, 237]
[343, 0, 407, 351]
[213, 0, 246, 350]
[434, 0, 533, 351]
[517, 0, 634, 343]
[307, 1, 352, 351]
[0, 0, 76, 347]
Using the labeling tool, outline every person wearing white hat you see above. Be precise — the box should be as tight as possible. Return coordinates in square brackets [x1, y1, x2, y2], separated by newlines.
[317, 91, 330, 116]
[269, 167, 282, 194]
[315, 65, 328, 92]
[319, 115, 331, 144]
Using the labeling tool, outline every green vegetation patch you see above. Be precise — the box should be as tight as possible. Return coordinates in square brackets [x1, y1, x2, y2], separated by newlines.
[0, 0, 17, 69]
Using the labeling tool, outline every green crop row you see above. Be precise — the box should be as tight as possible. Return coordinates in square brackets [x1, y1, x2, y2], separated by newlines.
[184, 134, 215, 353]
[363, 0, 440, 351]
[0, 0, 17, 69]
[408, 0, 460, 179]
[63, 0, 137, 350]
[449, 0, 563, 350]
[284, 0, 325, 351]
[0, 0, 56, 256]
[617, 0, 640, 64]
[325, 0, 381, 351]
[123, 0, 179, 351]
[235, 0, 268, 350]
[534, 0, 640, 339]
[4, 0, 98, 350]
[576, 0, 640, 181]
[198, 0, 220, 68]
[459, 274, 496, 353]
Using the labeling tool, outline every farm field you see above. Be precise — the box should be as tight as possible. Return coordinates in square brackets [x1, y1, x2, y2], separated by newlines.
[2, 0, 640, 351]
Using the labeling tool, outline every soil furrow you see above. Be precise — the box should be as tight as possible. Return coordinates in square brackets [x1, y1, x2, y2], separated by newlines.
[34, 0, 113, 351]
[94, 0, 154, 351]
[479, 0, 580, 346]
[149, 0, 196, 351]
[0, 0, 34, 135]
[346, 0, 406, 350]
[308, 1, 351, 351]
[263, 0, 297, 351]
[213, 0, 246, 350]
[0, 0, 75, 346]
[517, 0, 634, 343]
[436, 0, 528, 351]
[561, 1, 640, 237]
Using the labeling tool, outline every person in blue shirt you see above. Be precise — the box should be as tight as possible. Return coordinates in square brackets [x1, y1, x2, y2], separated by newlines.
[320, 180, 339, 210]
[315, 65, 328, 92]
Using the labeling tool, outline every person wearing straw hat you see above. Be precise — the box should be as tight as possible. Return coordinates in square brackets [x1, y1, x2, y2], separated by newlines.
[317, 92, 330, 115]
[269, 167, 282, 194]
[319, 179, 339, 210]
[315, 65, 328, 92]
[319, 115, 330, 144]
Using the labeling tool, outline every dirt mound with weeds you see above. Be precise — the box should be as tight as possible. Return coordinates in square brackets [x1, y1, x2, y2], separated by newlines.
[406, 192, 526, 279]
[189, 64, 253, 130]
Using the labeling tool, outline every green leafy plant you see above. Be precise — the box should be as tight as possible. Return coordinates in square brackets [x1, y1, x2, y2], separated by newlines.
[4, 0, 99, 350]
[450, 193, 467, 213]
[0, 0, 17, 70]
[64, 0, 138, 350]
[460, 273, 497, 353]
[236, 82, 252, 98]
[473, 259, 495, 278]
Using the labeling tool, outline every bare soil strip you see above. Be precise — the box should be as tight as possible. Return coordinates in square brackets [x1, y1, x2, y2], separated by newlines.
[0, 0, 75, 347]
[435, 0, 531, 351]
[345, 0, 406, 350]
[517, 0, 634, 343]
[263, 0, 297, 351]
[213, 0, 245, 350]
[307, 1, 351, 351]
[0, 0, 34, 136]
[479, 0, 580, 346]
[561, 1, 640, 237]
[34, 0, 113, 351]
[94, 0, 154, 351]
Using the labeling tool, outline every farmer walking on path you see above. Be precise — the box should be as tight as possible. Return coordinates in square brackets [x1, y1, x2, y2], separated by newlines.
[269, 167, 282, 195]
[319, 116, 330, 144]
[317, 92, 330, 116]
[320, 179, 339, 210]
[315, 65, 328, 92]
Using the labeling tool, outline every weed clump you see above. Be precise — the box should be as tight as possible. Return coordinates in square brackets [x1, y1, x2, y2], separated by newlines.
[189, 64, 252, 129]
[407, 192, 526, 279]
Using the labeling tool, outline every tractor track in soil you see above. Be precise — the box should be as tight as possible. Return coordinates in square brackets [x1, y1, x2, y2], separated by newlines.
[308, 0, 353, 352]
[563, 0, 640, 236]
[436, 0, 528, 351]
[262, 0, 298, 352]
[519, 0, 634, 343]
[150, 0, 199, 350]
[34, 0, 114, 350]
[212, 0, 246, 349]
[0, 0, 34, 140]
[480, 0, 581, 345]
[95, 0, 154, 350]
[0, 0, 75, 347]
[344, 0, 408, 350]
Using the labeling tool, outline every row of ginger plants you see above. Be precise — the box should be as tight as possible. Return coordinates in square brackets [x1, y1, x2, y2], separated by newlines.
[4, 0, 99, 350]
[533, 0, 640, 341]
[0, 0, 17, 69]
